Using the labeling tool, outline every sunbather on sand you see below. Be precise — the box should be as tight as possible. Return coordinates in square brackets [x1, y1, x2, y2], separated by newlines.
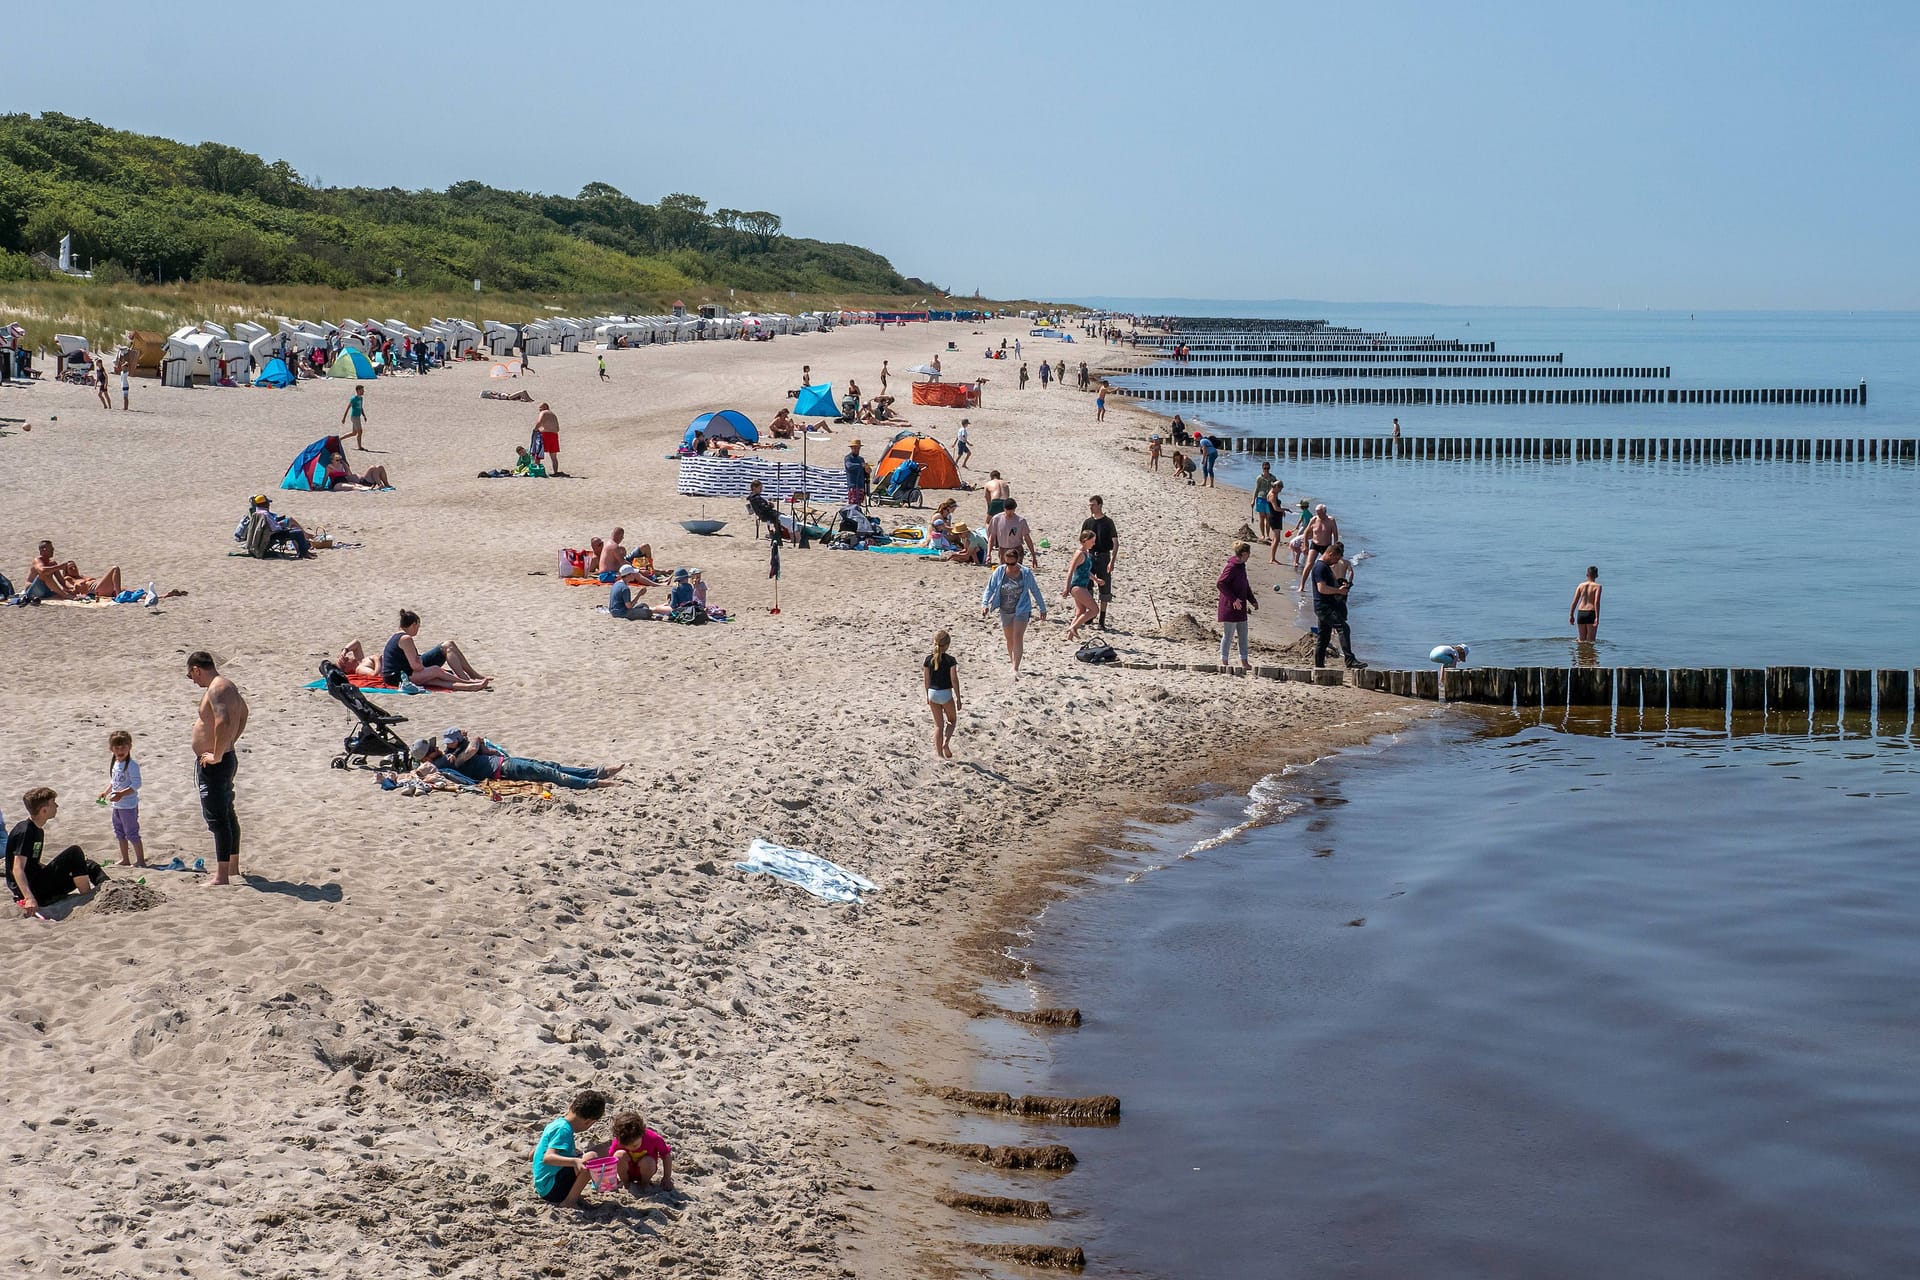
[768, 408, 797, 439]
[27, 540, 123, 600]
[380, 609, 492, 690]
[336, 640, 382, 677]
[322, 445, 392, 490]
[413, 728, 623, 790]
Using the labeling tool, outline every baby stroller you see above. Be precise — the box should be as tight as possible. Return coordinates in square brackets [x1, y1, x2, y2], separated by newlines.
[872, 459, 923, 508]
[317, 660, 413, 770]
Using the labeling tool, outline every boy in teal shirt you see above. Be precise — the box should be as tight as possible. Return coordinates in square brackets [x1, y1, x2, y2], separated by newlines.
[532, 1089, 606, 1207]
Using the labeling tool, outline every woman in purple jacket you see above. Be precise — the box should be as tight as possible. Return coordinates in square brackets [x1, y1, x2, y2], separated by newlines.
[1216, 541, 1258, 669]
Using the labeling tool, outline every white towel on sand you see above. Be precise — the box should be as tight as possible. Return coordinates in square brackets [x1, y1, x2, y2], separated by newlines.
[737, 839, 877, 903]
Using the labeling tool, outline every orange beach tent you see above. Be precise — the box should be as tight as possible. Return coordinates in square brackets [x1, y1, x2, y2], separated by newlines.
[872, 433, 962, 490]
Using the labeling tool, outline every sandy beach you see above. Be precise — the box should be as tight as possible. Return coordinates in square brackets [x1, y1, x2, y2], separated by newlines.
[0, 317, 1411, 1278]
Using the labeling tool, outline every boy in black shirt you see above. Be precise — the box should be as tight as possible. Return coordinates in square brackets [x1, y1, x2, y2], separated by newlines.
[7, 788, 104, 915]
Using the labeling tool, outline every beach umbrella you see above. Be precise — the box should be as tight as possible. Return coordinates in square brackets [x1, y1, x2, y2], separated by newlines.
[906, 363, 941, 378]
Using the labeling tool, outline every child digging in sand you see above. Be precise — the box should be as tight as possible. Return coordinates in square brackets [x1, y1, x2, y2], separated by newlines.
[532, 1089, 606, 1207]
[607, 1112, 675, 1193]
[101, 730, 145, 867]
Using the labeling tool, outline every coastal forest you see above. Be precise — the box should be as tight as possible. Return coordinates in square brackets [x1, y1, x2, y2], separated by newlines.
[0, 113, 928, 298]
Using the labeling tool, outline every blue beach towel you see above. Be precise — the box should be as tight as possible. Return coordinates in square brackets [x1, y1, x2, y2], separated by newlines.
[736, 839, 877, 903]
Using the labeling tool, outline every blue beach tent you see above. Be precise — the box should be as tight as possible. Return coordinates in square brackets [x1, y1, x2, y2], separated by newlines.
[254, 357, 295, 388]
[793, 383, 836, 417]
[684, 409, 759, 447]
[281, 436, 342, 490]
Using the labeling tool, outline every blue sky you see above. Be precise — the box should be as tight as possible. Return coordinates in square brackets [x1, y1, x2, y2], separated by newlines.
[9, 0, 1916, 308]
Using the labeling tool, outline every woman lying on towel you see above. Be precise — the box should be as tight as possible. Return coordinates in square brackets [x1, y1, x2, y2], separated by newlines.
[323, 445, 392, 490]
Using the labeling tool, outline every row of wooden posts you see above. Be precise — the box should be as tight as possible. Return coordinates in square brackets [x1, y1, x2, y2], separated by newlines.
[1115, 660, 1916, 718]
[1227, 435, 1919, 461]
[1129, 364, 1671, 379]
[1149, 351, 1565, 365]
[1122, 383, 1868, 407]
[1139, 338, 1494, 353]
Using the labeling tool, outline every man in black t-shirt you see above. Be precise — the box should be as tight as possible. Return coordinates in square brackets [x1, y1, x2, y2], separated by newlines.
[1080, 496, 1118, 630]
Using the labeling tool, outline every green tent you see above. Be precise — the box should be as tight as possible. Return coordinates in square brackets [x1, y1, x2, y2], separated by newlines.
[328, 347, 377, 379]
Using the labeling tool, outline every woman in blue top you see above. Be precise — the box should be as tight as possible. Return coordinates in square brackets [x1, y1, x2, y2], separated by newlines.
[1061, 528, 1103, 641]
[979, 548, 1048, 675]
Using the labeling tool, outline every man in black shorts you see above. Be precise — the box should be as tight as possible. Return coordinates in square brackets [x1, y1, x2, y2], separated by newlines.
[1080, 495, 1118, 630]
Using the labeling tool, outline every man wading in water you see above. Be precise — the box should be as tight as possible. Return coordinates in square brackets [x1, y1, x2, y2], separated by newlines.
[1570, 566, 1602, 643]
[187, 652, 249, 886]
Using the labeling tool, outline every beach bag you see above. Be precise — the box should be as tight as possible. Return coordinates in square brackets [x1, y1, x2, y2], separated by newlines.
[559, 548, 590, 577]
[0, 572, 12, 599]
[1075, 639, 1118, 664]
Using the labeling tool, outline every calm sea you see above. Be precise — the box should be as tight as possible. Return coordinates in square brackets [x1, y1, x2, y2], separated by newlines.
[954, 307, 1920, 1279]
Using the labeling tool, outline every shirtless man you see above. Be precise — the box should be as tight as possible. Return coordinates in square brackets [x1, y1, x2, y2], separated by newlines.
[982, 470, 1013, 521]
[986, 498, 1040, 566]
[381, 610, 491, 691]
[1296, 504, 1339, 596]
[28, 540, 122, 600]
[598, 528, 629, 575]
[1569, 566, 1602, 642]
[533, 402, 561, 477]
[187, 651, 248, 885]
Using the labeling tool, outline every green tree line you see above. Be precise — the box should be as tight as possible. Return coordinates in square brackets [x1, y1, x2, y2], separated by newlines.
[0, 113, 930, 297]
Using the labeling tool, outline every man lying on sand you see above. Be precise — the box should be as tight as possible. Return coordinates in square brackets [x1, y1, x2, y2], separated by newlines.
[412, 728, 624, 790]
[27, 540, 122, 600]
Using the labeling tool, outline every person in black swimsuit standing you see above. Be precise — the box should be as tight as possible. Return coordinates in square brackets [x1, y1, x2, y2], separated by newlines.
[1570, 566, 1602, 643]
[922, 630, 961, 760]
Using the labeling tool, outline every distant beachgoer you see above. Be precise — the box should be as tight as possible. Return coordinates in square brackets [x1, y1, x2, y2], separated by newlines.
[923, 629, 961, 759]
[880, 360, 890, 393]
[1148, 436, 1162, 470]
[931, 355, 942, 381]
[120, 363, 130, 411]
[1019, 363, 1029, 390]
[983, 470, 1011, 519]
[1013, 338, 1021, 360]
[415, 729, 623, 790]
[844, 440, 870, 506]
[954, 419, 972, 468]
[1217, 541, 1258, 669]
[987, 498, 1039, 565]
[1253, 461, 1277, 540]
[980, 548, 1048, 674]
[1055, 359, 1065, 386]
[1311, 541, 1364, 670]
[101, 729, 146, 868]
[1430, 644, 1470, 668]
[381, 609, 492, 691]
[1199, 434, 1218, 487]
[1297, 504, 1338, 596]
[1061, 529, 1102, 641]
[7, 787, 104, 916]
[533, 403, 562, 476]
[95, 358, 111, 409]
[27, 540, 124, 601]
[1094, 388, 1107, 422]
[187, 650, 249, 885]
[1570, 566, 1602, 642]
[1081, 496, 1118, 630]
[598, 354, 609, 382]
[1038, 361, 1050, 389]
[341, 384, 368, 450]
[321, 445, 391, 489]
[532, 1090, 605, 1208]
[1391, 417, 1402, 440]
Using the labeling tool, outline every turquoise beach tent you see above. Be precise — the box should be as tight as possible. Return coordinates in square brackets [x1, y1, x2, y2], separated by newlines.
[793, 383, 836, 417]
[684, 409, 759, 447]
[328, 347, 376, 379]
[281, 436, 342, 490]
[254, 357, 294, 388]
